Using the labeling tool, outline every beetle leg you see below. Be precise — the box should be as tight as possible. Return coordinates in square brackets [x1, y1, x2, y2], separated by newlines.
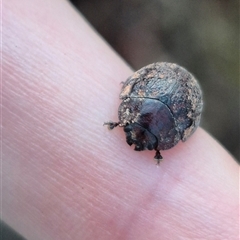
[154, 150, 163, 164]
[103, 121, 120, 130]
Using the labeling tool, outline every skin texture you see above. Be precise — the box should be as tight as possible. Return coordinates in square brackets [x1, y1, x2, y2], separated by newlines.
[2, 0, 239, 240]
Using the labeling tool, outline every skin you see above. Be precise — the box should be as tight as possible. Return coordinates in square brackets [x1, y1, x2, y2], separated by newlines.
[2, 0, 239, 239]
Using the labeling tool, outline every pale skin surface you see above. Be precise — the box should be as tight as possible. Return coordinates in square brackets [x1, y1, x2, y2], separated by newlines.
[2, 0, 239, 239]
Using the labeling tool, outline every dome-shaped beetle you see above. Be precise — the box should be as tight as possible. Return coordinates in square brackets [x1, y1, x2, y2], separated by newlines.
[104, 62, 203, 164]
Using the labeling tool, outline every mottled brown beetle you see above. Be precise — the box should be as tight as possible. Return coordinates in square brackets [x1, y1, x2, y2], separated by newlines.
[104, 62, 203, 164]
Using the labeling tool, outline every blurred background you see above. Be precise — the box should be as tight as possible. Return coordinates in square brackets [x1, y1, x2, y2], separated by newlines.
[2, 0, 239, 239]
[72, 0, 239, 160]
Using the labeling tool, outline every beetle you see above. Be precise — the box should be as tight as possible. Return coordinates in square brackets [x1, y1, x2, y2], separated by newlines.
[104, 62, 203, 164]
